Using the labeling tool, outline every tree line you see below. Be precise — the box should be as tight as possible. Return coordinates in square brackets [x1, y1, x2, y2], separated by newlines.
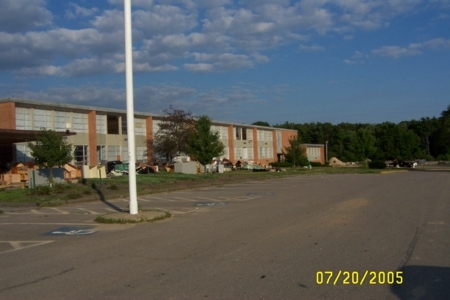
[269, 104, 450, 162]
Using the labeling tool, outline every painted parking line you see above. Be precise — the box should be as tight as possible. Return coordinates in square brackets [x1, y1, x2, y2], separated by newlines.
[77, 208, 100, 214]
[152, 207, 198, 215]
[195, 196, 225, 202]
[173, 197, 198, 202]
[49, 208, 70, 214]
[0, 241, 54, 255]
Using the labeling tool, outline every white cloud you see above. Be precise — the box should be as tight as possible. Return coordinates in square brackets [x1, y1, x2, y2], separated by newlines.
[2, 0, 448, 79]
[299, 44, 326, 52]
[183, 63, 215, 72]
[0, 0, 52, 33]
[91, 10, 124, 32]
[371, 38, 450, 58]
[344, 50, 368, 64]
[65, 3, 99, 19]
[133, 5, 198, 36]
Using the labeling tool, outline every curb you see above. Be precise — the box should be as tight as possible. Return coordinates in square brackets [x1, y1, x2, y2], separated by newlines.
[94, 210, 171, 224]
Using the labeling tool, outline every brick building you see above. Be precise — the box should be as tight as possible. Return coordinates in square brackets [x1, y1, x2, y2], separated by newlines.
[0, 98, 315, 168]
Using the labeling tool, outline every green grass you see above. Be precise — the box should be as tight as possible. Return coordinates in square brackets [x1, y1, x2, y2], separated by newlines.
[0, 167, 388, 205]
[94, 211, 171, 224]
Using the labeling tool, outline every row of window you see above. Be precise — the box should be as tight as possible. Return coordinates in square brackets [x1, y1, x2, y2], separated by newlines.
[233, 147, 273, 160]
[16, 108, 89, 133]
[16, 108, 147, 136]
[15, 144, 147, 166]
[16, 108, 276, 144]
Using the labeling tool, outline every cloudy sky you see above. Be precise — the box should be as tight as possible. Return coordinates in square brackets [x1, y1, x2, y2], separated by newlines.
[1, 0, 449, 125]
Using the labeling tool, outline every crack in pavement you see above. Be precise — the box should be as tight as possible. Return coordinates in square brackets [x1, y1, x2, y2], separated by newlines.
[0, 268, 75, 292]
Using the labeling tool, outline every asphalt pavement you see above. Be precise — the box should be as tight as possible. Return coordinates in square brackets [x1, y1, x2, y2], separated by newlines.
[1, 171, 449, 299]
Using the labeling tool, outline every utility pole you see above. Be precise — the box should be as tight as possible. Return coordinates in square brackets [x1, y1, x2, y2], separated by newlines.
[124, 0, 138, 214]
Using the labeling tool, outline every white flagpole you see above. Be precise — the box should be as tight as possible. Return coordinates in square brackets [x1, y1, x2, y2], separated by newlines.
[124, 0, 138, 214]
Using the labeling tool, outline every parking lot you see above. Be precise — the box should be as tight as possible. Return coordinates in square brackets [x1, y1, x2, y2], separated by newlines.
[1, 172, 449, 299]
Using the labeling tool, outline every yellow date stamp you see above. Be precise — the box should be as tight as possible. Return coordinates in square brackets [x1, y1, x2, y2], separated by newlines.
[316, 271, 403, 285]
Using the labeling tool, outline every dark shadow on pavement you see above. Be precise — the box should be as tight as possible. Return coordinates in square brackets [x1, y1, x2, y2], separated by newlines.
[94, 188, 123, 212]
[391, 265, 450, 300]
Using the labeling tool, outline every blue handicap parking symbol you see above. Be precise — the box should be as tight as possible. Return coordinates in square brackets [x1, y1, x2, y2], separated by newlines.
[44, 226, 96, 236]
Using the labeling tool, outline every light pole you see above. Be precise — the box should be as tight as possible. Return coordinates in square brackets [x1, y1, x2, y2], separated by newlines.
[124, 0, 138, 214]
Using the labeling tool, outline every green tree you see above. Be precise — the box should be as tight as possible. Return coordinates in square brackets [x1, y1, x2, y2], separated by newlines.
[374, 122, 422, 160]
[27, 128, 73, 183]
[252, 121, 271, 127]
[353, 127, 377, 161]
[187, 115, 225, 169]
[437, 104, 450, 158]
[283, 136, 308, 166]
[153, 106, 195, 162]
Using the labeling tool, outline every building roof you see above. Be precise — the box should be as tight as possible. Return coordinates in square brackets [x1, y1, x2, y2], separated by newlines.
[0, 98, 297, 132]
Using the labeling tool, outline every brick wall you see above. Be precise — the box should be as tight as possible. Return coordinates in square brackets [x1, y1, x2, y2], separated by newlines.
[0, 102, 15, 129]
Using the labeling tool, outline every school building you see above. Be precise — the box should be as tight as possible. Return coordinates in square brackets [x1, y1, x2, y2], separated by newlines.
[0, 98, 325, 168]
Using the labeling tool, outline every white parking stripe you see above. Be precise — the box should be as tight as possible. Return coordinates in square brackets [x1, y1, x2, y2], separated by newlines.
[173, 197, 197, 202]
[195, 196, 222, 202]
[49, 208, 69, 214]
[77, 208, 99, 214]
[137, 198, 151, 202]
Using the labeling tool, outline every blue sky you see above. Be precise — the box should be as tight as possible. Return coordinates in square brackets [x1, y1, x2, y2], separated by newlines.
[1, 0, 449, 125]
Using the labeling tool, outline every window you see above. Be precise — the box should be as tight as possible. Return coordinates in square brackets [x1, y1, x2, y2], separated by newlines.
[121, 116, 127, 135]
[152, 120, 160, 136]
[15, 144, 33, 162]
[246, 129, 253, 141]
[107, 116, 120, 134]
[34, 109, 52, 130]
[276, 131, 282, 152]
[54, 111, 71, 131]
[258, 147, 272, 159]
[134, 119, 146, 136]
[248, 147, 254, 159]
[221, 127, 229, 139]
[234, 147, 243, 159]
[73, 113, 88, 133]
[74, 145, 89, 166]
[121, 146, 129, 162]
[15, 107, 32, 130]
[96, 115, 106, 134]
[235, 127, 242, 140]
[97, 146, 106, 163]
[136, 146, 147, 162]
[257, 130, 273, 142]
[107, 145, 120, 161]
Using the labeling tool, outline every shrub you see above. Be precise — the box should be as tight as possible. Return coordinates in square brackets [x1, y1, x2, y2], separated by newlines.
[368, 160, 387, 169]
[36, 185, 53, 195]
[91, 182, 97, 189]
[53, 183, 68, 194]
[436, 154, 450, 161]
[423, 154, 435, 161]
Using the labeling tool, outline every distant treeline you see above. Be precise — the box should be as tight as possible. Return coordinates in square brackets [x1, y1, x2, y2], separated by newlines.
[271, 105, 450, 162]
